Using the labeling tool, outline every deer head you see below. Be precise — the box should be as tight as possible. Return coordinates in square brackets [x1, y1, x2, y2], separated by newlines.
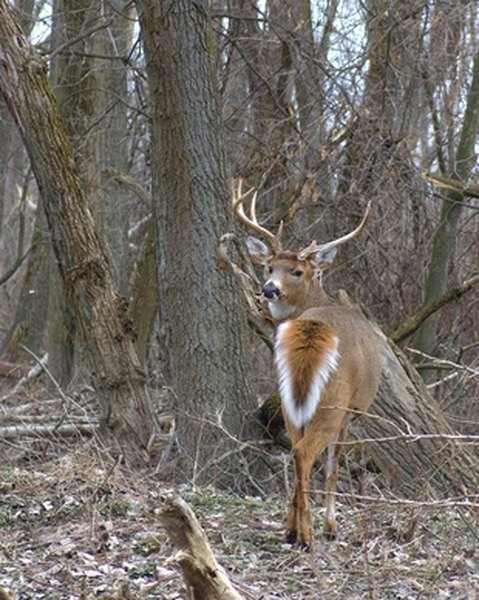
[233, 179, 371, 322]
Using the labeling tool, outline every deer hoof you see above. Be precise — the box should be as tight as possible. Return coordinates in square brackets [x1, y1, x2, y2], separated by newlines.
[323, 522, 338, 541]
[285, 528, 298, 544]
[285, 529, 312, 551]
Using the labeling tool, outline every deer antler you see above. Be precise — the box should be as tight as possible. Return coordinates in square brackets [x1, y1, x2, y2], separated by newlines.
[298, 200, 372, 260]
[232, 178, 283, 253]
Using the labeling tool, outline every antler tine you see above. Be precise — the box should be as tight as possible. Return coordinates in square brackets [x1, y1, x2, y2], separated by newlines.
[297, 240, 321, 260]
[299, 200, 372, 260]
[232, 178, 282, 253]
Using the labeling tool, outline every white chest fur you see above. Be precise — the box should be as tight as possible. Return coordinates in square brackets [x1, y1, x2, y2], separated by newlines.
[268, 302, 295, 322]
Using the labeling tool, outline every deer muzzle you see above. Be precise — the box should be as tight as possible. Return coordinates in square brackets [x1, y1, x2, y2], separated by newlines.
[262, 281, 281, 300]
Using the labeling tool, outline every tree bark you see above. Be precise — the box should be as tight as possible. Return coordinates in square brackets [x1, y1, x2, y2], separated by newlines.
[129, 221, 157, 366]
[0, 1, 158, 465]
[137, 0, 262, 489]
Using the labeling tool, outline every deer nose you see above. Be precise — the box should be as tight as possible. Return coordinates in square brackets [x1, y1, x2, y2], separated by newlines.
[262, 281, 281, 300]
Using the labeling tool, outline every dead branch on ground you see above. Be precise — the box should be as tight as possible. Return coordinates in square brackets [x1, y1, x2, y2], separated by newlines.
[159, 495, 244, 600]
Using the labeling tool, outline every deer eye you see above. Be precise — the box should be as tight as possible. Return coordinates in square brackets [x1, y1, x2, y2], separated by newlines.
[292, 269, 303, 277]
[266, 265, 273, 274]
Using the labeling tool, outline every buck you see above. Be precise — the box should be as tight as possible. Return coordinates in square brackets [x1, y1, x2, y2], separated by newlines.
[234, 181, 383, 548]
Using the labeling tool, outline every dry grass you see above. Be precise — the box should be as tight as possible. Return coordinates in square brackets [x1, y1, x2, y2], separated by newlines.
[1, 383, 478, 599]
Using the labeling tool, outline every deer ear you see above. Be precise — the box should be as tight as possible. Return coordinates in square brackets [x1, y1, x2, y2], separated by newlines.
[245, 236, 273, 264]
[312, 246, 338, 270]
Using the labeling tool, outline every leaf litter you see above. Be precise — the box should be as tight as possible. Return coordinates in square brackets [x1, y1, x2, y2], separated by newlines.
[0, 387, 477, 599]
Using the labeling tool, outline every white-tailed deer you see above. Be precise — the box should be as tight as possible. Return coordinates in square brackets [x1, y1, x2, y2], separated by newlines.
[234, 181, 383, 548]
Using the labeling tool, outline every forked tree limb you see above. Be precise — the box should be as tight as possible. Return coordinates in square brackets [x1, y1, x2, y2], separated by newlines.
[159, 496, 244, 600]
[0, 245, 34, 286]
[390, 273, 479, 343]
[424, 171, 479, 200]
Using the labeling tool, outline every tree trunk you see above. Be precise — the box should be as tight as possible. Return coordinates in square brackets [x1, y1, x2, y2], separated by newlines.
[0, 204, 51, 362]
[137, 0, 262, 489]
[335, 0, 428, 330]
[0, 1, 158, 465]
[84, 0, 134, 295]
[130, 220, 157, 365]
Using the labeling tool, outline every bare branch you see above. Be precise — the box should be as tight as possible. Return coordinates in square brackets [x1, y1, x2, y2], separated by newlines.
[391, 273, 479, 343]
[45, 17, 115, 61]
[0, 245, 35, 286]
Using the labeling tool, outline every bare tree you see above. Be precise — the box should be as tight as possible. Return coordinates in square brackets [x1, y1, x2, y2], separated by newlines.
[0, 0, 158, 465]
[137, 0, 263, 489]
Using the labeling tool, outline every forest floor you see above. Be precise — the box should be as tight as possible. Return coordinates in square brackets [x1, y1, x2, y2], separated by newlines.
[1, 384, 478, 599]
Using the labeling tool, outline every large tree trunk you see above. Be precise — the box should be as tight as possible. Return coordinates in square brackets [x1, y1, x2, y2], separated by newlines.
[0, 1, 158, 465]
[137, 0, 262, 489]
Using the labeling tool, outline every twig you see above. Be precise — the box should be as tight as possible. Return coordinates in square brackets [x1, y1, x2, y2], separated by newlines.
[338, 431, 479, 446]
[405, 347, 479, 377]
[0, 353, 48, 401]
[19, 345, 70, 402]
[0, 361, 31, 379]
[317, 490, 479, 509]
[45, 18, 115, 61]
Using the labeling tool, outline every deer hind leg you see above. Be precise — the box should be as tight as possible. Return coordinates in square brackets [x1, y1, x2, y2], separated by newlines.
[323, 415, 352, 539]
[285, 410, 345, 549]
[285, 439, 316, 548]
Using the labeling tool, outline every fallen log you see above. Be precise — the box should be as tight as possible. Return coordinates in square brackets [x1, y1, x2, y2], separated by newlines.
[354, 330, 479, 497]
[0, 422, 97, 440]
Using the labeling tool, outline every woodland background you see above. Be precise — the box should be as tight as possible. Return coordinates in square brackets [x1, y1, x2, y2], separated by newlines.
[0, 0, 478, 598]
